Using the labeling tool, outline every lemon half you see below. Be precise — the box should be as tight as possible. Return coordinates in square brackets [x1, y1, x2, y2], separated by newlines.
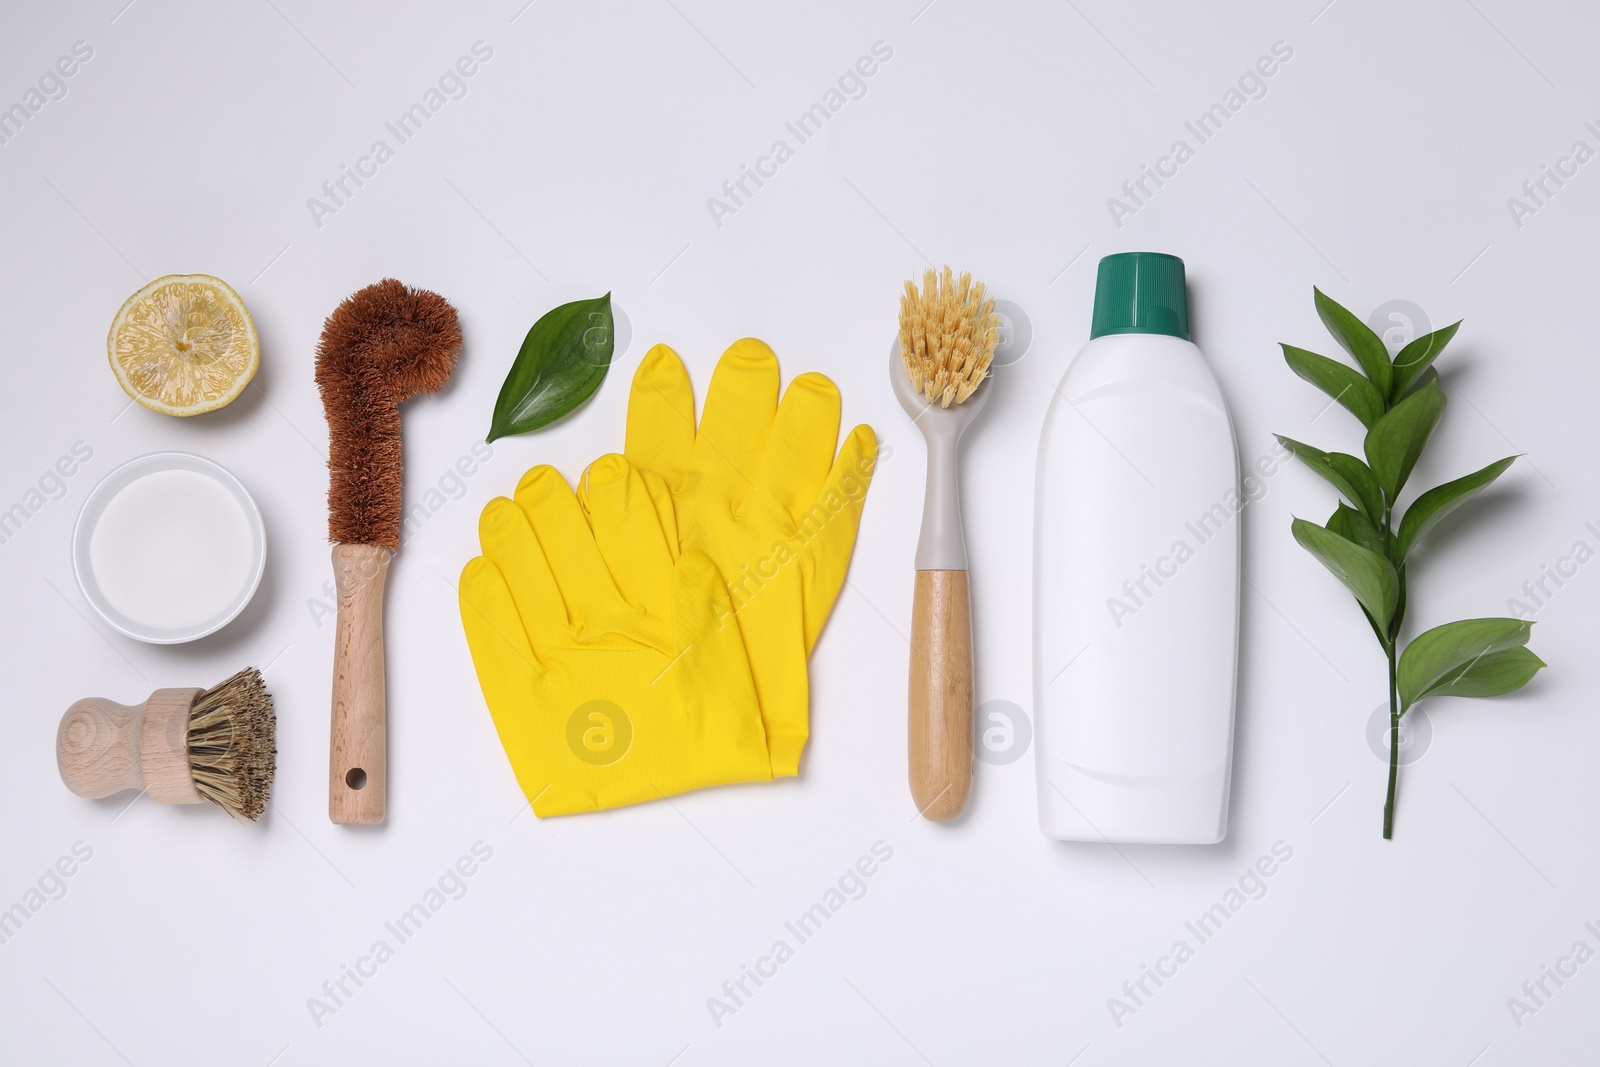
[108, 274, 259, 416]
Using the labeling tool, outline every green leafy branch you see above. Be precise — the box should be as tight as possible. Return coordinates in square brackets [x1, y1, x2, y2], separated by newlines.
[1276, 289, 1544, 839]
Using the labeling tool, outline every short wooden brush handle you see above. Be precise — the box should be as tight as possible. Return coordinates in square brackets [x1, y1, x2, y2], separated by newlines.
[57, 689, 204, 804]
[909, 569, 973, 822]
[329, 544, 391, 825]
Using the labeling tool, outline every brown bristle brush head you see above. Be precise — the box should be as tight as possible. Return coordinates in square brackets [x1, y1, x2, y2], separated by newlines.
[316, 278, 462, 550]
[897, 266, 999, 409]
[56, 668, 277, 823]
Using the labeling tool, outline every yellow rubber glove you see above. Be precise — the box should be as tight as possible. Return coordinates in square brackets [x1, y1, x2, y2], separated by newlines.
[459, 454, 772, 816]
[625, 339, 878, 776]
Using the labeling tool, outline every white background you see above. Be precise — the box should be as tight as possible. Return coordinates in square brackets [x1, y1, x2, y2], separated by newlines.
[1, 1, 1595, 1064]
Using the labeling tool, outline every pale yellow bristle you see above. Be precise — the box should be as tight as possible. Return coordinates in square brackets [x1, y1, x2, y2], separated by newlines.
[897, 266, 999, 407]
[187, 667, 276, 822]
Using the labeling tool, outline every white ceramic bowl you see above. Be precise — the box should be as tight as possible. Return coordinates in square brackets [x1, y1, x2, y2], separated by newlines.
[72, 452, 267, 644]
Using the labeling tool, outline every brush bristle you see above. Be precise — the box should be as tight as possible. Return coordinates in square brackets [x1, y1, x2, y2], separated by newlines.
[316, 279, 462, 550]
[897, 266, 998, 408]
[187, 668, 276, 822]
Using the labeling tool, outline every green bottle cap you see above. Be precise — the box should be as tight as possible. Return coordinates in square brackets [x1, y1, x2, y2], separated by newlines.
[1089, 252, 1189, 340]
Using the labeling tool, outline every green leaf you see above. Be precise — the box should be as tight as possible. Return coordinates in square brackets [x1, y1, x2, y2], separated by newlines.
[1397, 618, 1540, 710]
[1315, 288, 1392, 397]
[1399, 365, 1438, 401]
[1395, 456, 1516, 558]
[1390, 320, 1460, 401]
[1324, 454, 1386, 524]
[1422, 647, 1545, 701]
[1291, 517, 1399, 631]
[1327, 502, 1385, 556]
[1390, 564, 1408, 637]
[1328, 501, 1398, 643]
[1363, 377, 1446, 499]
[1282, 344, 1386, 427]
[487, 293, 615, 441]
[1276, 436, 1385, 521]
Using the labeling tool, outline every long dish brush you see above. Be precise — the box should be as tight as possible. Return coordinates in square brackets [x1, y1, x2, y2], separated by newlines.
[57, 668, 277, 822]
[891, 267, 998, 821]
[316, 279, 461, 825]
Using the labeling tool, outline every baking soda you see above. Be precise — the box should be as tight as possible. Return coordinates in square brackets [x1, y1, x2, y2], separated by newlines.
[89, 468, 253, 630]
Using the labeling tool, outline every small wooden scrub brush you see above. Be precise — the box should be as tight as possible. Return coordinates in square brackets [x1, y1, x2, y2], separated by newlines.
[892, 267, 998, 822]
[316, 279, 461, 825]
[56, 668, 276, 821]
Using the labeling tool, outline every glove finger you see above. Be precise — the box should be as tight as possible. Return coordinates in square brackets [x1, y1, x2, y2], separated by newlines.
[694, 338, 780, 500]
[670, 550, 771, 777]
[577, 454, 674, 621]
[639, 469, 680, 561]
[798, 424, 879, 654]
[477, 496, 567, 647]
[459, 556, 560, 808]
[514, 465, 632, 631]
[751, 371, 841, 525]
[624, 344, 696, 491]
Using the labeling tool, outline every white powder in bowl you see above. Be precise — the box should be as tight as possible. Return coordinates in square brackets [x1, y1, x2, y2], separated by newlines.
[89, 468, 255, 631]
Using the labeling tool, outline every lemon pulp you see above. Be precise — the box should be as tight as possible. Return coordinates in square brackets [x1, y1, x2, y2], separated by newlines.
[108, 274, 259, 416]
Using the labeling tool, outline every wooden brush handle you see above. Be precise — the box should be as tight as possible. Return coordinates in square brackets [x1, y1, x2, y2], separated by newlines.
[909, 569, 973, 822]
[329, 544, 390, 825]
[57, 689, 204, 804]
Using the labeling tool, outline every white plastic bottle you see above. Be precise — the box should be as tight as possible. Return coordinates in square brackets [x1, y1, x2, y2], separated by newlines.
[1033, 253, 1240, 844]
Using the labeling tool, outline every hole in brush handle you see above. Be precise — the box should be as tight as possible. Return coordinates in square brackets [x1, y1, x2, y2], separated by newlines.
[345, 767, 367, 790]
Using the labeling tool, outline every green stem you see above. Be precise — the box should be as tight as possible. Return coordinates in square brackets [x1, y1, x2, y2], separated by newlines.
[1380, 499, 1399, 841]
[1382, 639, 1398, 839]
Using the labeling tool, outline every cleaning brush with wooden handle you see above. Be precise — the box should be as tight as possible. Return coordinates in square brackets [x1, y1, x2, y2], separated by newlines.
[892, 267, 998, 822]
[57, 668, 276, 821]
[316, 279, 461, 825]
